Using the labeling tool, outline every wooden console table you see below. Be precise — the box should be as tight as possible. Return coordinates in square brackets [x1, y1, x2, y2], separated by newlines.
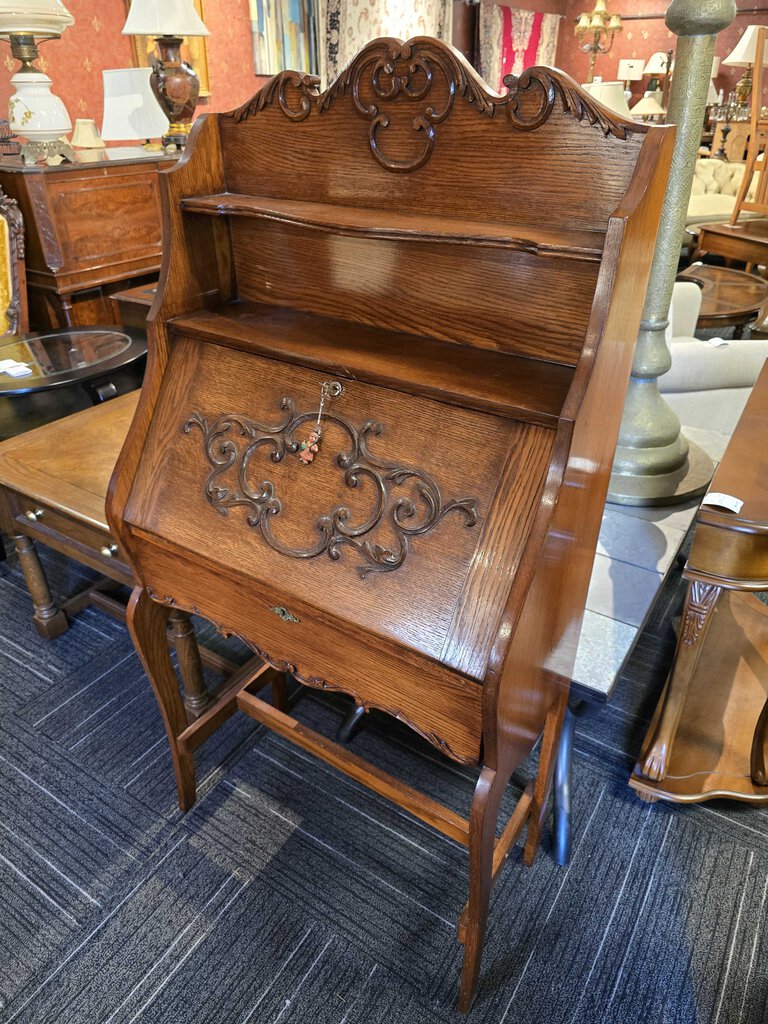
[631, 360, 768, 802]
[0, 150, 174, 329]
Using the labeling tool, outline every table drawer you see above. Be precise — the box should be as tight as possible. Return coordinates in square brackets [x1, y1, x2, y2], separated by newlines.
[5, 489, 133, 581]
[133, 533, 484, 766]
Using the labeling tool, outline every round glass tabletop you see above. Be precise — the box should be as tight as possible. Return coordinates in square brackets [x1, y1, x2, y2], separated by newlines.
[0, 327, 146, 394]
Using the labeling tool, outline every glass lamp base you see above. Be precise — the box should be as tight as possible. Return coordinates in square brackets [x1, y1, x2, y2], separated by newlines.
[20, 138, 74, 164]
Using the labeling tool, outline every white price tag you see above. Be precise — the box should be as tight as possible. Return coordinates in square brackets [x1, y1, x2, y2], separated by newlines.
[0, 359, 18, 371]
[701, 491, 744, 514]
[706, 336, 728, 347]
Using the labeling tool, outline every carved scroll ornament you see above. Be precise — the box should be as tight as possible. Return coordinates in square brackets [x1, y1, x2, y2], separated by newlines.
[183, 398, 479, 578]
[225, 38, 644, 174]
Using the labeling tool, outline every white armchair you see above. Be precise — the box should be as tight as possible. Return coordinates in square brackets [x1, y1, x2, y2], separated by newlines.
[659, 281, 768, 435]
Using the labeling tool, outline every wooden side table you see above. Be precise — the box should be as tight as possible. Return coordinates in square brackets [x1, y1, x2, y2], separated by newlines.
[0, 392, 251, 718]
[0, 150, 174, 329]
[678, 263, 768, 337]
[631, 360, 768, 802]
[693, 218, 768, 268]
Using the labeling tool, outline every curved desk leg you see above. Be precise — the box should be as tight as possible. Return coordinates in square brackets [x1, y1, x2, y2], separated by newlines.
[14, 534, 69, 639]
[751, 697, 768, 785]
[552, 703, 577, 867]
[128, 587, 196, 811]
[637, 579, 722, 782]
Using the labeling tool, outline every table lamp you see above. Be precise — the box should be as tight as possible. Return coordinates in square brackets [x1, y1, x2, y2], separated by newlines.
[631, 94, 666, 122]
[618, 58, 644, 101]
[101, 68, 169, 152]
[122, 0, 209, 149]
[0, 0, 74, 163]
[723, 25, 768, 105]
[583, 80, 632, 118]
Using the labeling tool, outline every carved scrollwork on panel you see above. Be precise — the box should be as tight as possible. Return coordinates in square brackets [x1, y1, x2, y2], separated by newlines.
[183, 399, 479, 579]
[144, 587, 474, 765]
[680, 580, 721, 646]
[223, 37, 644, 173]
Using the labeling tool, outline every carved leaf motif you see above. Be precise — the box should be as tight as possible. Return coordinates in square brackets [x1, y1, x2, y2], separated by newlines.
[680, 580, 720, 646]
[222, 37, 644, 172]
[183, 399, 479, 578]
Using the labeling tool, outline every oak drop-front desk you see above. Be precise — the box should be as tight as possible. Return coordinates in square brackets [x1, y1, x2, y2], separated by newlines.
[106, 39, 672, 1010]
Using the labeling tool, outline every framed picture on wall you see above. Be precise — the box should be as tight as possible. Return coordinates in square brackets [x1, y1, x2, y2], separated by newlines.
[124, 0, 212, 98]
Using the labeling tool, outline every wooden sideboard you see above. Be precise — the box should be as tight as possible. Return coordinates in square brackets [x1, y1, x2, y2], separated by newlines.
[107, 39, 673, 1010]
[0, 150, 175, 329]
[631, 361, 768, 803]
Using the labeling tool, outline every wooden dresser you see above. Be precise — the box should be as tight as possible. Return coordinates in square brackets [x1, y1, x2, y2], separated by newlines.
[0, 150, 174, 329]
[107, 40, 673, 1010]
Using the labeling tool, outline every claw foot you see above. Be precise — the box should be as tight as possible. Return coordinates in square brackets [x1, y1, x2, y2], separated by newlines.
[638, 741, 670, 782]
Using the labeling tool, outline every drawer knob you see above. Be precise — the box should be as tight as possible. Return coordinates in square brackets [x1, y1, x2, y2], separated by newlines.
[100, 543, 118, 558]
[25, 508, 44, 521]
[270, 605, 300, 623]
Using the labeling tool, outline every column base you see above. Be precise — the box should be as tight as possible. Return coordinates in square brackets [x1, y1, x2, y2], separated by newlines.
[607, 438, 714, 507]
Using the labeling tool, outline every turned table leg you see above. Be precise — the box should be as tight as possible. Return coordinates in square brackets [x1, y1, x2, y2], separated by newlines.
[167, 608, 211, 719]
[637, 579, 722, 782]
[13, 534, 69, 639]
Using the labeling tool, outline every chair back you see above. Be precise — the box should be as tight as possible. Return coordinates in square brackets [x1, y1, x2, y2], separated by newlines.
[0, 186, 28, 335]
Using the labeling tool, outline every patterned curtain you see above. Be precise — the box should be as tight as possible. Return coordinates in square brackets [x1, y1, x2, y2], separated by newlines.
[317, 0, 453, 87]
[479, 4, 561, 93]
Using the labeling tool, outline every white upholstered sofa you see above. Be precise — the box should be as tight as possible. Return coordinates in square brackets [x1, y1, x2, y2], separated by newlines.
[660, 281, 768, 434]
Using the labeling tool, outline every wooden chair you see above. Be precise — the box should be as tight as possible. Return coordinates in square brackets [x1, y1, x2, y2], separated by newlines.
[107, 39, 673, 1011]
[730, 26, 768, 226]
[0, 185, 27, 336]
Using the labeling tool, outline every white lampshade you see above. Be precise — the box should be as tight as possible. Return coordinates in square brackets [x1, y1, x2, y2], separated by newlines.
[585, 81, 632, 118]
[707, 80, 718, 105]
[632, 94, 666, 117]
[122, 0, 209, 37]
[711, 56, 721, 78]
[644, 51, 671, 76]
[723, 25, 768, 68]
[618, 58, 645, 82]
[0, 0, 73, 38]
[101, 68, 169, 141]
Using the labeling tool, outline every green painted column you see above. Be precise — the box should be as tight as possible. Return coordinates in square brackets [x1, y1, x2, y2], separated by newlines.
[608, 0, 737, 506]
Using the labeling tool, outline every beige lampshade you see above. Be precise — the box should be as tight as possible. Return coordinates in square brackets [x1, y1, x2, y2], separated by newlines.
[122, 0, 209, 37]
[711, 56, 721, 78]
[71, 118, 105, 148]
[618, 58, 645, 82]
[723, 25, 768, 68]
[632, 94, 666, 117]
[575, 13, 590, 31]
[707, 80, 718, 105]
[101, 67, 169, 141]
[585, 81, 632, 118]
[644, 51, 671, 76]
[0, 0, 73, 38]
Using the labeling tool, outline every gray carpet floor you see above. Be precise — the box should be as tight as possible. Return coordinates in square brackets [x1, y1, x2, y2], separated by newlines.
[1, 538, 767, 1024]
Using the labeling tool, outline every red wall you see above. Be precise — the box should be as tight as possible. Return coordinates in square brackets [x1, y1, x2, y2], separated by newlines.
[555, 0, 768, 105]
[0, 0, 265, 136]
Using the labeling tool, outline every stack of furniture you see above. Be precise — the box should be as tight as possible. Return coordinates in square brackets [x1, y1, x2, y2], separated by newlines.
[106, 39, 672, 1009]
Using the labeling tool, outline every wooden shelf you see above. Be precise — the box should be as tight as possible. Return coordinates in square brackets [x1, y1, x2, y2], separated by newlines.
[180, 193, 605, 262]
[169, 301, 573, 425]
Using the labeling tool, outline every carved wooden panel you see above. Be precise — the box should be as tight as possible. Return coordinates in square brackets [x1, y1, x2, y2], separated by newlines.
[125, 336, 555, 674]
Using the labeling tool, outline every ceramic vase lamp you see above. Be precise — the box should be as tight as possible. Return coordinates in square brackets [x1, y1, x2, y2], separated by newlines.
[0, 0, 75, 164]
[122, 0, 209, 149]
[723, 25, 768, 105]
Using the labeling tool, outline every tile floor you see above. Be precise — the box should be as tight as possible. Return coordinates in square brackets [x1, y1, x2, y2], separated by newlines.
[573, 424, 729, 700]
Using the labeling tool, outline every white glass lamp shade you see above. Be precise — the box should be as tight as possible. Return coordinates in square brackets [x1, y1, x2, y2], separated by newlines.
[618, 58, 645, 82]
[0, 0, 73, 38]
[122, 0, 209, 37]
[632, 94, 666, 117]
[644, 51, 671, 76]
[101, 68, 169, 141]
[723, 26, 768, 68]
[8, 70, 70, 139]
[586, 81, 632, 118]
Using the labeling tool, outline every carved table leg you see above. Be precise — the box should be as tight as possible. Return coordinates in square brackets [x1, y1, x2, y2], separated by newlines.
[524, 685, 569, 866]
[14, 534, 69, 639]
[458, 763, 512, 1014]
[637, 579, 722, 782]
[751, 695, 768, 785]
[128, 587, 196, 811]
[167, 608, 211, 719]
